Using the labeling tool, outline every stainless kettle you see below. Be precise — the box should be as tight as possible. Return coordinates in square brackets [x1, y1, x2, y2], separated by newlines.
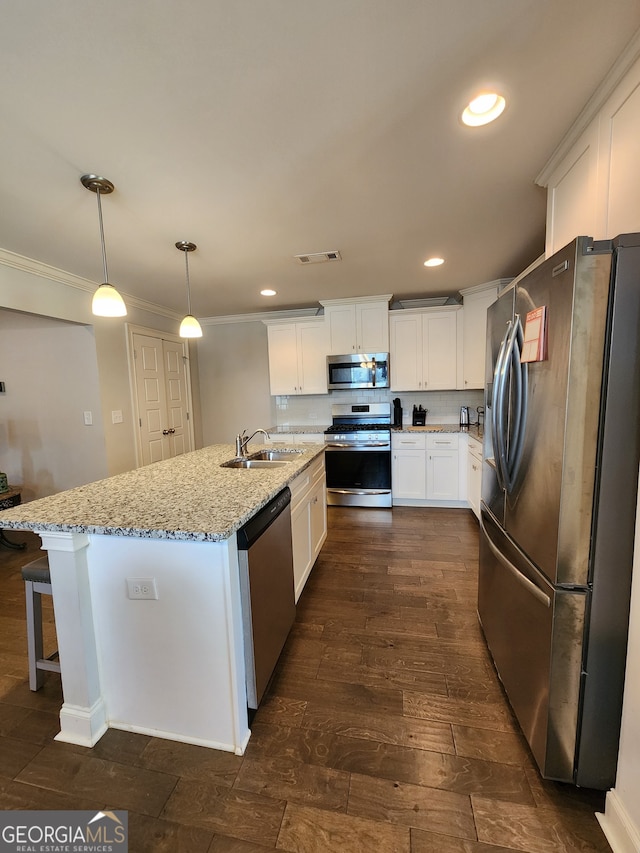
[459, 406, 470, 427]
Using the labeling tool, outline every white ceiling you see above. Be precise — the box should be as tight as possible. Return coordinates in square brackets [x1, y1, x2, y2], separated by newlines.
[1, 1, 639, 319]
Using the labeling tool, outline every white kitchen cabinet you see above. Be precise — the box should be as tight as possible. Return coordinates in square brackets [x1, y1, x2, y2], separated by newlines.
[390, 307, 460, 391]
[467, 434, 482, 520]
[289, 454, 327, 602]
[320, 296, 391, 354]
[460, 282, 506, 390]
[392, 433, 426, 499]
[426, 433, 459, 501]
[392, 430, 464, 506]
[265, 319, 328, 395]
[538, 51, 640, 255]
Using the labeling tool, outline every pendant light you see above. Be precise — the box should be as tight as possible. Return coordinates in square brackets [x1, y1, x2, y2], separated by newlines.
[176, 241, 203, 338]
[81, 174, 127, 317]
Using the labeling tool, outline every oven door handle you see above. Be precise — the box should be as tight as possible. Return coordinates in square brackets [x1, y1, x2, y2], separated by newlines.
[328, 488, 392, 495]
[325, 442, 391, 449]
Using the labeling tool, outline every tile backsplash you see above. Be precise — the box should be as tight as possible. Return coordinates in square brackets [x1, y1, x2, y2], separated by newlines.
[274, 388, 485, 427]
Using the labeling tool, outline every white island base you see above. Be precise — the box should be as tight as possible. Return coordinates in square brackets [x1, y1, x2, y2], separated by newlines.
[40, 529, 251, 754]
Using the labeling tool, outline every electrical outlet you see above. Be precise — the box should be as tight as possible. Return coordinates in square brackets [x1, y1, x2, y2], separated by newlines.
[112, 410, 123, 424]
[126, 578, 158, 600]
[83, 411, 93, 426]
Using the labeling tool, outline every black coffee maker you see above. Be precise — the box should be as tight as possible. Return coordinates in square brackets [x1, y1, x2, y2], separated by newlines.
[393, 398, 403, 428]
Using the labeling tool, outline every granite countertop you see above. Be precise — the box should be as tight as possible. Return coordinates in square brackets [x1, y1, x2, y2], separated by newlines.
[0, 442, 325, 542]
[393, 424, 484, 441]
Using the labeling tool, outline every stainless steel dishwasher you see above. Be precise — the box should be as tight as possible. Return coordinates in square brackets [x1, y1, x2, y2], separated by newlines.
[237, 487, 295, 710]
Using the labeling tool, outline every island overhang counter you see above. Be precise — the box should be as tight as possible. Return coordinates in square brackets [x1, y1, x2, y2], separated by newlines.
[0, 442, 326, 754]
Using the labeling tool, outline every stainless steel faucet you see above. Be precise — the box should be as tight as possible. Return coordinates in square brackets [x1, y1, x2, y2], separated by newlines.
[235, 428, 270, 458]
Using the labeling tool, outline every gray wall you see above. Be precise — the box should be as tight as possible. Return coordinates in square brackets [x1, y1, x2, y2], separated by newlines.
[197, 321, 274, 445]
[0, 310, 108, 500]
[0, 257, 199, 493]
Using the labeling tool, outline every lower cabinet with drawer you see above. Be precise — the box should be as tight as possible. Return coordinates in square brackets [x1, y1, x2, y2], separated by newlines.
[392, 433, 426, 499]
[426, 433, 459, 501]
[392, 432, 466, 507]
[289, 454, 327, 602]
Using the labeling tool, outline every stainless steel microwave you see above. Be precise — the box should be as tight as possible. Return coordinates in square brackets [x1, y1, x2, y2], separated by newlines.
[327, 353, 390, 390]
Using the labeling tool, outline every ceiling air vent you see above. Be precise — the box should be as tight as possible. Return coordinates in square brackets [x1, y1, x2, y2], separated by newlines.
[294, 250, 342, 265]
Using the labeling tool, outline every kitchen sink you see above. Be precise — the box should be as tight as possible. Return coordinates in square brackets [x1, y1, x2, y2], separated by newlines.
[249, 449, 304, 461]
[220, 458, 289, 469]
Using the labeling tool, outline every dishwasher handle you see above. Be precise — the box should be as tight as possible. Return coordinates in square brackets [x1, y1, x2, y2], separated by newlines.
[237, 487, 291, 550]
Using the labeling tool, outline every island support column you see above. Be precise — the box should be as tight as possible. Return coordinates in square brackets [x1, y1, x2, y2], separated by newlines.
[37, 530, 108, 747]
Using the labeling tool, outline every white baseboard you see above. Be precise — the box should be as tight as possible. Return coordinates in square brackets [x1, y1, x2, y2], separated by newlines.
[597, 789, 640, 853]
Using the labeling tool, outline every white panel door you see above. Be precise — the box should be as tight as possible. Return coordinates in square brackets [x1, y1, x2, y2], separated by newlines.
[267, 324, 300, 394]
[163, 339, 192, 457]
[133, 332, 192, 466]
[390, 313, 422, 390]
[392, 449, 426, 499]
[357, 302, 389, 352]
[325, 304, 357, 353]
[426, 450, 459, 500]
[134, 334, 170, 465]
[423, 311, 458, 390]
[296, 321, 329, 394]
[462, 287, 499, 390]
[606, 77, 640, 237]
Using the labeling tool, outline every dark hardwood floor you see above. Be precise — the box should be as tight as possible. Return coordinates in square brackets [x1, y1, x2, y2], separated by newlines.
[0, 508, 611, 852]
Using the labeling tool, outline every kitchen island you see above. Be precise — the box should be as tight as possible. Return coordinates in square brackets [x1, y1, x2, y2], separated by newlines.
[0, 442, 325, 753]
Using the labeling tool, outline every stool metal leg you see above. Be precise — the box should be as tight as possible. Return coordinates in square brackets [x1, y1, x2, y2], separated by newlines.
[24, 579, 45, 691]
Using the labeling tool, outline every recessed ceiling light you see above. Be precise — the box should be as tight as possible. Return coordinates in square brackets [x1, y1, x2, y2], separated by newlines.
[261, 288, 277, 296]
[424, 257, 444, 267]
[462, 92, 506, 127]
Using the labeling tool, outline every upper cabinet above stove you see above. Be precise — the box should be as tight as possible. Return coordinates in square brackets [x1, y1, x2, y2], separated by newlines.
[262, 289, 506, 396]
[389, 306, 462, 391]
[320, 296, 391, 355]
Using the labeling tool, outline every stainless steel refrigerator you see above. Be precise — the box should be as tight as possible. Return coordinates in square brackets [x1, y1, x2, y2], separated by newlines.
[478, 233, 640, 789]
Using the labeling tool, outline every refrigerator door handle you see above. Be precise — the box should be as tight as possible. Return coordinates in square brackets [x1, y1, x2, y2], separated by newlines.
[492, 320, 512, 491]
[506, 314, 528, 492]
[480, 513, 551, 608]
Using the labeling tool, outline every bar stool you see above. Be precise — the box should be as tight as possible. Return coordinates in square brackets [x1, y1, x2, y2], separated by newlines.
[21, 555, 61, 690]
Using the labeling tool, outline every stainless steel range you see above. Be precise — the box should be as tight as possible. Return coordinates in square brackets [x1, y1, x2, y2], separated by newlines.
[324, 403, 392, 508]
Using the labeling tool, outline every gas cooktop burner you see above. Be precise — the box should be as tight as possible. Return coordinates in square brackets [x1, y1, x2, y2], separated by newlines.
[325, 423, 390, 433]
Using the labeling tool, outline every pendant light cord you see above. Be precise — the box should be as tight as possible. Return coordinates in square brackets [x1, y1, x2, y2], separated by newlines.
[184, 249, 193, 315]
[95, 188, 109, 284]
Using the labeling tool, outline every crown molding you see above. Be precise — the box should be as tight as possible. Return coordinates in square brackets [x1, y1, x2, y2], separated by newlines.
[319, 294, 393, 308]
[201, 307, 322, 326]
[458, 278, 513, 297]
[0, 247, 181, 320]
[536, 28, 640, 187]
